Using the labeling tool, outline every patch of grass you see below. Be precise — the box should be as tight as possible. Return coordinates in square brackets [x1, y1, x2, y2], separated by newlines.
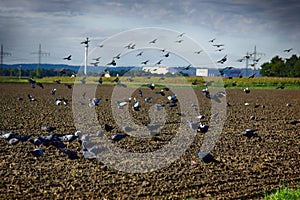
[265, 185, 300, 200]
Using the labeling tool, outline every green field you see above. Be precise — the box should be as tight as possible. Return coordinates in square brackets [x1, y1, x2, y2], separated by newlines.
[1, 76, 300, 89]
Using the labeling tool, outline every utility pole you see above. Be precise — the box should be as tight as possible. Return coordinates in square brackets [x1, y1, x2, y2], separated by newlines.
[19, 65, 22, 80]
[81, 37, 90, 75]
[239, 46, 265, 77]
[31, 44, 50, 76]
[0, 44, 12, 68]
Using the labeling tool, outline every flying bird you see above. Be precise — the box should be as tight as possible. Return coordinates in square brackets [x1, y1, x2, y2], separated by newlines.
[80, 37, 90, 45]
[63, 55, 72, 60]
[93, 57, 101, 61]
[141, 60, 150, 65]
[90, 62, 99, 66]
[194, 50, 203, 54]
[175, 39, 183, 43]
[113, 53, 121, 59]
[136, 51, 143, 56]
[149, 39, 157, 44]
[177, 32, 185, 37]
[213, 44, 224, 48]
[217, 55, 227, 64]
[155, 59, 163, 65]
[283, 48, 293, 52]
[107, 60, 116, 66]
[209, 38, 216, 43]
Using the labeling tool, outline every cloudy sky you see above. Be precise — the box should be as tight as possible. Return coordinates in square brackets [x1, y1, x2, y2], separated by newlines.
[0, 0, 299, 69]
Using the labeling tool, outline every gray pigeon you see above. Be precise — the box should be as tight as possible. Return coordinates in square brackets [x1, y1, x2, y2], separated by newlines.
[31, 148, 45, 157]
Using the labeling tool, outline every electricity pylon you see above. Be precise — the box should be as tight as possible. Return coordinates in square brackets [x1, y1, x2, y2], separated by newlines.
[0, 44, 12, 68]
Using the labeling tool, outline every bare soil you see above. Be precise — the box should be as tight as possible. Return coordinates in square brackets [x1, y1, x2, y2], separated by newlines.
[0, 83, 299, 199]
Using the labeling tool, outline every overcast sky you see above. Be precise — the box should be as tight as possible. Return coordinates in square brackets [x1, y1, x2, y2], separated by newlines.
[0, 0, 299, 69]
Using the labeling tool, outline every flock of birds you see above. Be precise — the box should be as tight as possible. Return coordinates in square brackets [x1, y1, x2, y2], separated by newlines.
[2, 74, 299, 164]
[0, 34, 297, 164]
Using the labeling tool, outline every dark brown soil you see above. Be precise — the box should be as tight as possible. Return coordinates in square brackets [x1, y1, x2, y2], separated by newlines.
[0, 83, 299, 199]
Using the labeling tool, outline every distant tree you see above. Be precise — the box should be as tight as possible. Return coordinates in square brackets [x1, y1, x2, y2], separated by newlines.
[260, 54, 300, 77]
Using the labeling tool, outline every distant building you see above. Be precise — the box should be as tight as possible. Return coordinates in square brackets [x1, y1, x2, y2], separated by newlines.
[196, 69, 208, 77]
[142, 66, 171, 75]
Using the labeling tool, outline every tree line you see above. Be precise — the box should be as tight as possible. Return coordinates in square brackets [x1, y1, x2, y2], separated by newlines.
[260, 54, 300, 77]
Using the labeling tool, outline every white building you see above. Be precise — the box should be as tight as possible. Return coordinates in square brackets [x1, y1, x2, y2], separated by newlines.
[142, 66, 171, 74]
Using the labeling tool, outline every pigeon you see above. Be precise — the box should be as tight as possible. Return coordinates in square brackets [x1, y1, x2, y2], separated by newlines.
[250, 116, 255, 120]
[136, 51, 143, 56]
[138, 89, 143, 97]
[0, 131, 17, 140]
[41, 125, 56, 132]
[18, 134, 32, 142]
[199, 123, 210, 133]
[8, 138, 19, 145]
[113, 53, 121, 59]
[289, 120, 299, 125]
[167, 94, 177, 102]
[144, 97, 152, 102]
[132, 98, 140, 111]
[243, 129, 257, 138]
[28, 94, 37, 102]
[196, 115, 205, 120]
[197, 151, 216, 163]
[156, 89, 165, 96]
[17, 97, 23, 101]
[54, 80, 61, 84]
[217, 55, 227, 64]
[31, 148, 45, 157]
[110, 133, 128, 142]
[244, 88, 250, 94]
[36, 82, 44, 89]
[82, 148, 97, 160]
[59, 134, 78, 144]
[63, 55, 72, 60]
[187, 120, 198, 131]
[117, 101, 127, 109]
[248, 73, 256, 79]
[213, 44, 224, 48]
[89, 98, 101, 107]
[149, 39, 157, 44]
[105, 124, 114, 132]
[121, 125, 135, 132]
[283, 48, 293, 52]
[29, 138, 42, 147]
[147, 83, 155, 90]
[107, 60, 116, 66]
[51, 88, 57, 95]
[141, 60, 150, 65]
[50, 140, 66, 149]
[286, 103, 291, 107]
[59, 148, 79, 159]
[209, 38, 216, 43]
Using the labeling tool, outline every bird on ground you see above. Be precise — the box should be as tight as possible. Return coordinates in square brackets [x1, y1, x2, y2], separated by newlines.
[31, 148, 45, 157]
[105, 124, 114, 132]
[65, 84, 72, 89]
[36, 82, 44, 89]
[199, 123, 210, 133]
[59, 148, 79, 159]
[29, 138, 42, 147]
[243, 129, 257, 138]
[8, 138, 19, 145]
[63, 55, 72, 60]
[244, 87, 250, 94]
[98, 77, 103, 84]
[54, 79, 61, 84]
[147, 83, 155, 90]
[283, 48, 293, 52]
[80, 77, 86, 84]
[28, 94, 37, 102]
[51, 88, 56, 95]
[197, 151, 217, 163]
[110, 133, 128, 142]
[187, 120, 199, 131]
[41, 125, 56, 132]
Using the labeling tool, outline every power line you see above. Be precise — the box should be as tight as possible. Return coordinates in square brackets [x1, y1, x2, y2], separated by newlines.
[31, 43, 50, 70]
[0, 44, 12, 68]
